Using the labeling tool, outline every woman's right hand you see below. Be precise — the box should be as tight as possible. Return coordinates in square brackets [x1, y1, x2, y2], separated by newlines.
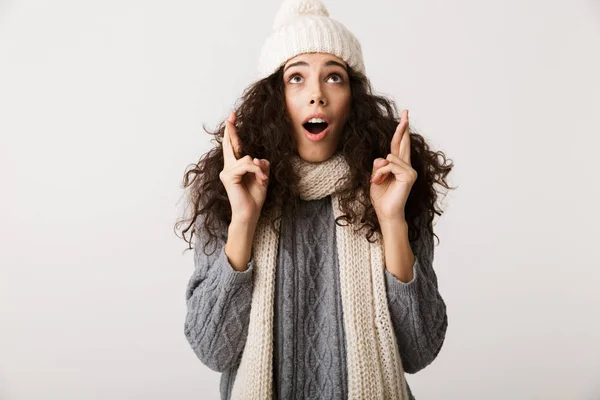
[219, 111, 270, 223]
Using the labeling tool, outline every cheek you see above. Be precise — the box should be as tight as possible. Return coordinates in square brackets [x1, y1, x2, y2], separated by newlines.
[335, 95, 351, 121]
[284, 93, 303, 120]
[332, 87, 350, 106]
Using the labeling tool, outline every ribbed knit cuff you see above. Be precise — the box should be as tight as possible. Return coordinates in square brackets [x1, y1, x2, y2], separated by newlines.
[217, 246, 255, 286]
[384, 255, 420, 297]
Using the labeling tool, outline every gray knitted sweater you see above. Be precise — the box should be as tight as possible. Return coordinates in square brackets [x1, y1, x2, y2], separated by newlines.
[184, 196, 448, 399]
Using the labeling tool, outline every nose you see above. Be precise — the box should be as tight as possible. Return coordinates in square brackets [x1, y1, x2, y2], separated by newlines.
[310, 96, 326, 105]
[309, 83, 326, 106]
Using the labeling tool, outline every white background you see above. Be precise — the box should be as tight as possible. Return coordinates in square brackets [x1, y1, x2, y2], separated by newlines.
[1, 0, 599, 399]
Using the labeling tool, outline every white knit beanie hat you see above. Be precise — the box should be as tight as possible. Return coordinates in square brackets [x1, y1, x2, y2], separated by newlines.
[255, 0, 366, 81]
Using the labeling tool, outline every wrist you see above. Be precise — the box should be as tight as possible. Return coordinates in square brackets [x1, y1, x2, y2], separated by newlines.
[231, 212, 259, 226]
[379, 217, 408, 232]
[229, 217, 257, 236]
[226, 218, 257, 272]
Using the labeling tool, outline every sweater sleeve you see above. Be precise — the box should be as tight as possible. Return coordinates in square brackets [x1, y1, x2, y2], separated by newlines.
[184, 216, 255, 372]
[383, 219, 448, 374]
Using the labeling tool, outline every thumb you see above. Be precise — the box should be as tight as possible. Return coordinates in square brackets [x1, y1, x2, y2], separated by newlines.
[254, 158, 269, 177]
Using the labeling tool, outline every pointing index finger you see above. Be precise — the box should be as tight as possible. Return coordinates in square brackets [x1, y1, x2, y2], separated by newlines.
[390, 112, 406, 157]
[398, 110, 411, 164]
[223, 113, 237, 165]
[227, 111, 243, 159]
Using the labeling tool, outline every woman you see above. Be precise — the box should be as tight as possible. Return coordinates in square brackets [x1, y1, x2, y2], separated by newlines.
[176, 0, 455, 398]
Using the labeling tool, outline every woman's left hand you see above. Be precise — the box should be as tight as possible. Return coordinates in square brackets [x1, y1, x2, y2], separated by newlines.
[370, 109, 418, 222]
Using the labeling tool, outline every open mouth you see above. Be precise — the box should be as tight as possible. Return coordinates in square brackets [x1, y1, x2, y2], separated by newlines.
[303, 122, 329, 134]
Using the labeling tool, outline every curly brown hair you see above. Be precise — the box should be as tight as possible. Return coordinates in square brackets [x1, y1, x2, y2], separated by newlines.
[174, 64, 456, 256]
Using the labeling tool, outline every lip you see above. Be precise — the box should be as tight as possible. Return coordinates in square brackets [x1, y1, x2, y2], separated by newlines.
[302, 112, 330, 142]
[302, 112, 330, 124]
[304, 124, 330, 142]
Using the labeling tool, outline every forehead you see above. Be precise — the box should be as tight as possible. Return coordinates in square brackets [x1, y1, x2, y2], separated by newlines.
[284, 53, 347, 69]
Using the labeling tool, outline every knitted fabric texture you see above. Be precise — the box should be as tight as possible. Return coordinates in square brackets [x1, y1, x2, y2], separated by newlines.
[230, 151, 409, 399]
[255, 0, 366, 81]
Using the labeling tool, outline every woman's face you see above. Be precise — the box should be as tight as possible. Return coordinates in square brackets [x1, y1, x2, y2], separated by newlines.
[283, 52, 351, 162]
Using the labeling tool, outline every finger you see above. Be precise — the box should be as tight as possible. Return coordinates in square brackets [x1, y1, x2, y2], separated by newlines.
[371, 158, 412, 184]
[235, 159, 268, 180]
[223, 117, 236, 166]
[390, 110, 408, 157]
[254, 158, 271, 177]
[371, 158, 392, 183]
[398, 111, 411, 164]
[371, 162, 391, 184]
[390, 121, 403, 157]
[372, 158, 389, 176]
[385, 153, 412, 170]
[225, 120, 238, 160]
[227, 111, 242, 159]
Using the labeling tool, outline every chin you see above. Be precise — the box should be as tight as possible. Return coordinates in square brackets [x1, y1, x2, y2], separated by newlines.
[294, 127, 341, 162]
[296, 146, 337, 163]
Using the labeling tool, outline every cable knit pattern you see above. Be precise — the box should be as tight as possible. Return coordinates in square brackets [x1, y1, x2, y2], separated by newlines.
[273, 196, 348, 399]
[384, 218, 448, 375]
[184, 152, 448, 399]
[184, 242, 255, 372]
[228, 152, 408, 399]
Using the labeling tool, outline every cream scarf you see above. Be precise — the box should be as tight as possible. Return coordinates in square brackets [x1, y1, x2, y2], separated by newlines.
[230, 151, 409, 399]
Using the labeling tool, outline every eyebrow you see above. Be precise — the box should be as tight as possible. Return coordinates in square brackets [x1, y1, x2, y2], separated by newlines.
[283, 60, 348, 73]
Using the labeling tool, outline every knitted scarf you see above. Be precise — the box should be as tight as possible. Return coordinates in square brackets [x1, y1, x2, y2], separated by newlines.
[230, 151, 409, 399]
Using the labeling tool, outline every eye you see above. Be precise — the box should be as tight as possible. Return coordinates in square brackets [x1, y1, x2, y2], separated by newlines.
[327, 73, 344, 83]
[288, 74, 303, 83]
[287, 73, 345, 84]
